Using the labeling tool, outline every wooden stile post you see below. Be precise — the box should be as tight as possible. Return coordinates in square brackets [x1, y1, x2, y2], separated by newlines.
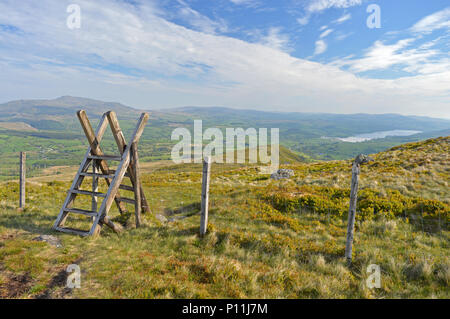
[19, 152, 26, 209]
[345, 154, 373, 264]
[92, 160, 98, 222]
[200, 156, 211, 236]
[132, 142, 142, 228]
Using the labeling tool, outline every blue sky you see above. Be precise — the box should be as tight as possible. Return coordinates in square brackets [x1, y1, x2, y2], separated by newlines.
[0, 0, 449, 117]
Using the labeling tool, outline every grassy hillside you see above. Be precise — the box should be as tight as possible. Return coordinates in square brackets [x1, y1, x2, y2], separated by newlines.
[0, 137, 448, 298]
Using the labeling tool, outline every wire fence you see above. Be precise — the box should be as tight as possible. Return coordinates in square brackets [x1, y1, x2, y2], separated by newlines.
[1, 157, 448, 236]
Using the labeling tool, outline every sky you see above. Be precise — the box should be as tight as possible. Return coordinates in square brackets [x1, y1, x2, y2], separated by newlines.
[0, 0, 449, 117]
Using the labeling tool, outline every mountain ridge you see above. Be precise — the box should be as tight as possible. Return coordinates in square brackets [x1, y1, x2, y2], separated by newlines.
[1, 96, 450, 124]
[0, 96, 139, 117]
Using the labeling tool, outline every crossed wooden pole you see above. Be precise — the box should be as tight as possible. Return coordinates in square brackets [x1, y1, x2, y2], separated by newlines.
[53, 110, 150, 236]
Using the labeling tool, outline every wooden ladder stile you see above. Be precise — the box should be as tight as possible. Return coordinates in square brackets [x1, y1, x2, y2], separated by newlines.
[53, 110, 150, 236]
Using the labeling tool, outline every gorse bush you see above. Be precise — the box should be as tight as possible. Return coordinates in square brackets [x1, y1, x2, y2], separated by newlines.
[261, 184, 449, 225]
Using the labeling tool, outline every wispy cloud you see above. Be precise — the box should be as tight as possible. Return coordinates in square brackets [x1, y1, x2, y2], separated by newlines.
[306, 0, 362, 13]
[297, 0, 360, 26]
[410, 7, 450, 33]
[175, 0, 228, 34]
[355, 38, 438, 73]
[229, 0, 259, 6]
[297, 16, 310, 26]
[333, 13, 351, 24]
[320, 28, 334, 38]
[335, 31, 353, 41]
[258, 27, 292, 52]
[314, 26, 334, 56]
[314, 40, 328, 55]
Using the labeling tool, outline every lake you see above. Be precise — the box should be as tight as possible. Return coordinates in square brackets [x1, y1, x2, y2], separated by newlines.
[324, 130, 422, 143]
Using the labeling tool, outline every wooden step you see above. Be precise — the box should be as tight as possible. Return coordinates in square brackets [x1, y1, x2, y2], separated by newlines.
[80, 172, 115, 179]
[71, 189, 107, 197]
[64, 208, 98, 217]
[116, 197, 136, 204]
[54, 226, 90, 236]
[119, 184, 134, 192]
[88, 154, 122, 161]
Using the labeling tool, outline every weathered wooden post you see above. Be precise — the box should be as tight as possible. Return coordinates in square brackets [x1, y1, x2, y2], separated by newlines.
[19, 152, 26, 209]
[345, 154, 373, 264]
[132, 142, 142, 228]
[200, 156, 211, 236]
[92, 160, 98, 222]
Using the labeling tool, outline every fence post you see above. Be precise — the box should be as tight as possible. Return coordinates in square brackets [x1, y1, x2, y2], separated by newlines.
[345, 154, 373, 264]
[19, 152, 26, 209]
[438, 210, 441, 233]
[421, 204, 424, 233]
[200, 156, 211, 236]
[132, 142, 142, 228]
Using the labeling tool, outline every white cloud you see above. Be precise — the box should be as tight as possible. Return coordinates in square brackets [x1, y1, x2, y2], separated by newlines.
[298, 1, 359, 26]
[315, 28, 334, 56]
[176, 0, 228, 34]
[306, 0, 362, 13]
[229, 0, 258, 6]
[297, 16, 310, 26]
[411, 7, 450, 33]
[333, 35, 447, 75]
[335, 31, 353, 41]
[320, 28, 334, 38]
[333, 13, 351, 24]
[314, 40, 328, 55]
[0, 0, 448, 117]
[347, 39, 420, 72]
[403, 58, 450, 75]
[258, 27, 292, 52]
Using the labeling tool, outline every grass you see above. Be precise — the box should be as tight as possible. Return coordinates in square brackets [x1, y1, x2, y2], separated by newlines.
[0, 137, 448, 298]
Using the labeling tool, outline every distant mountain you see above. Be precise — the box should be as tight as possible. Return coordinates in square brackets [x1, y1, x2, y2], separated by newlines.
[0, 96, 141, 130]
[0, 96, 138, 116]
[162, 106, 450, 137]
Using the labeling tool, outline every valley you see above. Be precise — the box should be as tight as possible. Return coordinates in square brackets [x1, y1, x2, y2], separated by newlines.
[1, 97, 449, 180]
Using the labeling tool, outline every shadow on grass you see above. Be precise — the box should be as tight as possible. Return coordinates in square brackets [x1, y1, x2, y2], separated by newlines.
[171, 226, 199, 237]
[36, 257, 83, 299]
[0, 210, 56, 236]
[164, 202, 201, 217]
